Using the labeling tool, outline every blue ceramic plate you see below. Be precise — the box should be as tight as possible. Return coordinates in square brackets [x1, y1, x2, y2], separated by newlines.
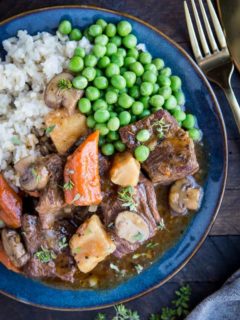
[0, 6, 227, 310]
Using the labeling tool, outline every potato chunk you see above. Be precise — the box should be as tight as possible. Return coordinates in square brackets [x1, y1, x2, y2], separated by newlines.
[70, 215, 116, 273]
[110, 152, 140, 187]
[45, 109, 87, 154]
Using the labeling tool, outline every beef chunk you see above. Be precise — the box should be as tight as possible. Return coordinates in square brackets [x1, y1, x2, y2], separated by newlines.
[120, 110, 199, 184]
[101, 175, 162, 258]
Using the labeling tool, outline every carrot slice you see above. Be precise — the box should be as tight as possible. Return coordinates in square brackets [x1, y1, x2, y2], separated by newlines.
[0, 173, 22, 228]
[0, 242, 20, 273]
[64, 131, 102, 206]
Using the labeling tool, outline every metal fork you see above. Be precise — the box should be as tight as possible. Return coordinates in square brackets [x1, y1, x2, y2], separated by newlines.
[184, 0, 240, 133]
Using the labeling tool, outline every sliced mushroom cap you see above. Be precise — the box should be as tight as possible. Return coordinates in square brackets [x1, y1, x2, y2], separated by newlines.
[115, 211, 150, 244]
[19, 162, 50, 192]
[169, 176, 202, 215]
[14, 155, 36, 175]
[44, 72, 84, 115]
[1, 229, 30, 268]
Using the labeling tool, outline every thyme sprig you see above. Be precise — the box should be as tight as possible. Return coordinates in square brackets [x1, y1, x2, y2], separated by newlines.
[118, 186, 137, 212]
[35, 246, 57, 263]
[152, 118, 170, 139]
[57, 78, 72, 89]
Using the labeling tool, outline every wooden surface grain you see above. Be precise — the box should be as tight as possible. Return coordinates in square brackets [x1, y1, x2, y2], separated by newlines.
[0, 0, 239, 319]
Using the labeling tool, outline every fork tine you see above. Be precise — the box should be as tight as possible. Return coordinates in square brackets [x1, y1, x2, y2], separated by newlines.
[190, 0, 210, 55]
[198, 0, 218, 52]
[206, 0, 227, 49]
[184, 1, 202, 61]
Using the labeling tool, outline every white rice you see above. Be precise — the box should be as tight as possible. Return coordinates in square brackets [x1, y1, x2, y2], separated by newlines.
[0, 30, 92, 184]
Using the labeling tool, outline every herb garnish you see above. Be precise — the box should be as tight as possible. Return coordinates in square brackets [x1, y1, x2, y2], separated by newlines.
[132, 231, 144, 242]
[71, 193, 81, 204]
[58, 237, 68, 250]
[63, 179, 74, 190]
[157, 218, 166, 231]
[110, 263, 126, 277]
[118, 186, 137, 212]
[135, 264, 143, 274]
[146, 242, 159, 249]
[31, 168, 41, 184]
[95, 313, 106, 320]
[72, 247, 81, 254]
[152, 118, 170, 139]
[58, 78, 72, 89]
[113, 305, 140, 320]
[132, 253, 148, 260]
[45, 125, 56, 135]
[11, 136, 21, 145]
[35, 246, 57, 263]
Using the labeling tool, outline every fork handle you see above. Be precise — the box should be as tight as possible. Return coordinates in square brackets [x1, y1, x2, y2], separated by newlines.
[223, 87, 240, 133]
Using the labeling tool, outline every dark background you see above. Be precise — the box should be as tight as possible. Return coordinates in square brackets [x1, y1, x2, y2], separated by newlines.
[0, 0, 240, 319]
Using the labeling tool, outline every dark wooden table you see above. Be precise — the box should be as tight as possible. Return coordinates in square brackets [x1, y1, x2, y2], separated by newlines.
[0, 0, 239, 319]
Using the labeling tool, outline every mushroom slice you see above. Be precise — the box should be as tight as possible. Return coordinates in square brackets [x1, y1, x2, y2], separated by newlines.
[115, 211, 150, 244]
[1, 229, 30, 268]
[19, 162, 50, 192]
[14, 155, 36, 175]
[44, 72, 83, 115]
[169, 176, 202, 215]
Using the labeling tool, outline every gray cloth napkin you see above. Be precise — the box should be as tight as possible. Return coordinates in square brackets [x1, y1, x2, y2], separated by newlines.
[186, 270, 240, 320]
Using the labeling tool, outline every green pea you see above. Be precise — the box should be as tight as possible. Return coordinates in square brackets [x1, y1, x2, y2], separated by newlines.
[94, 109, 110, 123]
[161, 67, 172, 77]
[86, 115, 96, 128]
[174, 90, 186, 106]
[117, 20, 132, 37]
[134, 145, 150, 162]
[170, 75, 182, 91]
[111, 75, 126, 90]
[158, 86, 172, 99]
[114, 141, 126, 152]
[117, 48, 127, 57]
[111, 53, 124, 66]
[110, 111, 118, 118]
[93, 99, 108, 111]
[173, 109, 186, 122]
[129, 85, 140, 99]
[122, 34, 137, 49]
[118, 93, 134, 108]
[127, 48, 139, 59]
[74, 47, 85, 58]
[158, 74, 171, 87]
[136, 129, 151, 142]
[97, 56, 110, 69]
[123, 71, 136, 87]
[150, 95, 164, 108]
[144, 63, 157, 73]
[107, 117, 120, 131]
[140, 82, 153, 96]
[101, 143, 115, 155]
[92, 44, 106, 58]
[153, 83, 160, 94]
[86, 86, 100, 101]
[188, 128, 201, 141]
[139, 109, 151, 118]
[69, 28, 82, 41]
[105, 63, 120, 77]
[84, 54, 98, 67]
[93, 76, 108, 90]
[111, 35, 122, 47]
[142, 70, 157, 84]
[119, 111, 131, 125]
[95, 34, 109, 45]
[105, 90, 118, 104]
[152, 58, 165, 70]
[132, 101, 144, 115]
[78, 98, 91, 114]
[129, 61, 144, 76]
[89, 24, 102, 37]
[96, 19, 107, 30]
[95, 69, 103, 77]
[164, 95, 177, 110]
[72, 75, 88, 89]
[68, 56, 84, 72]
[182, 114, 196, 129]
[58, 20, 72, 35]
[95, 123, 109, 136]
[140, 96, 150, 109]
[108, 131, 120, 141]
[106, 43, 118, 56]
[105, 23, 117, 37]
[82, 67, 96, 81]
[139, 52, 152, 64]
[83, 28, 94, 42]
[124, 56, 136, 67]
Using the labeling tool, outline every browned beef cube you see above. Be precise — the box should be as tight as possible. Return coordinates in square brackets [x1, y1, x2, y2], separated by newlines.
[119, 110, 199, 184]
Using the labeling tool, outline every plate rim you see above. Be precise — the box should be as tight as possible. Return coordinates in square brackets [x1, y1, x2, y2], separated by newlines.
[0, 4, 228, 311]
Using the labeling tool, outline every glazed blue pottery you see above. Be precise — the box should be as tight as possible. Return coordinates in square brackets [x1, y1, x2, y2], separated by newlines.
[0, 6, 227, 310]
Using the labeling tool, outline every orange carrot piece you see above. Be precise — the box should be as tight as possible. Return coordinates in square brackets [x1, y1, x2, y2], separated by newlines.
[64, 131, 102, 206]
[0, 242, 20, 273]
[0, 173, 22, 228]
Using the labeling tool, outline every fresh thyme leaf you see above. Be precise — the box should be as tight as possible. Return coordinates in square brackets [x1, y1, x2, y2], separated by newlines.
[110, 263, 126, 277]
[146, 242, 159, 249]
[45, 125, 56, 135]
[11, 135, 21, 145]
[108, 222, 114, 228]
[66, 169, 75, 175]
[118, 186, 137, 212]
[160, 307, 176, 320]
[71, 193, 81, 204]
[58, 237, 68, 250]
[135, 264, 143, 274]
[57, 78, 72, 89]
[152, 118, 170, 139]
[132, 253, 148, 259]
[157, 218, 166, 231]
[172, 285, 191, 317]
[72, 247, 81, 254]
[63, 179, 74, 190]
[132, 231, 144, 242]
[31, 168, 41, 184]
[95, 313, 106, 320]
[35, 246, 56, 263]
[113, 304, 140, 320]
